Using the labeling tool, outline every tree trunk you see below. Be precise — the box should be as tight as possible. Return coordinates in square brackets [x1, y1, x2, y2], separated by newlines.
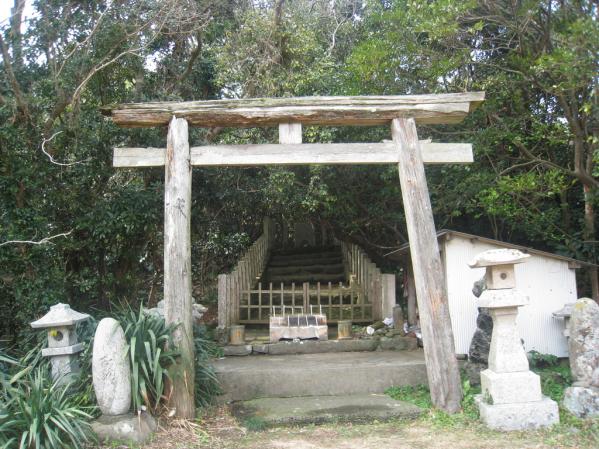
[392, 117, 462, 413]
[164, 116, 195, 418]
[583, 185, 599, 301]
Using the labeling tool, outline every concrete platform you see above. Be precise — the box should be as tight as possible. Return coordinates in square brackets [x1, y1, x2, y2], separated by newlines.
[231, 394, 423, 427]
[214, 350, 427, 401]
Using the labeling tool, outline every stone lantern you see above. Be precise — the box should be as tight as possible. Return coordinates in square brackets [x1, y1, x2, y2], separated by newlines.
[468, 249, 559, 431]
[30, 303, 90, 386]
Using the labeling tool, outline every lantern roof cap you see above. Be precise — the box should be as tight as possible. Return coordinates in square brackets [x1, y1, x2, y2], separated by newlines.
[468, 248, 530, 268]
[30, 303, 90, 329]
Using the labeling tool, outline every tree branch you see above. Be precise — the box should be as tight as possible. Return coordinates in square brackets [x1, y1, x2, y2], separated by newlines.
[0, 32, 29, 119]
[40, 131, 90, 166]
[0, 230, 73, 247]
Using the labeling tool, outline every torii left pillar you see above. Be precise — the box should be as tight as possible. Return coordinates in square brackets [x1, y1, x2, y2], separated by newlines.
[164, 116, 195, 418]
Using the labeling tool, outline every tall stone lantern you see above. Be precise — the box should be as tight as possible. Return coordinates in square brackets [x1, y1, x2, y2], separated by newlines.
[30, 303, 90, 385]
[468, 249, 559, 431]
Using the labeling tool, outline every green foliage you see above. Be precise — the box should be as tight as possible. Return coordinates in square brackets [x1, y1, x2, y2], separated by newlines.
[242, 416, 268, 432]
[194, 325, 222, 408]
[532, 359, 573, 403]
[528, 350, 560, 369]
[385, 384, 433, 409]
[117, 306, 178, 414]
[387, 377, 481, 426]
[0, 367, 94, 449]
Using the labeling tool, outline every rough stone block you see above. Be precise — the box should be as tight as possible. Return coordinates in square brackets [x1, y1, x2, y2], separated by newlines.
[223, 345, 252, 356]
[379, 336, 418, 351]
[92, 412, 157, 444]
[480, 369, 542, 404]
[563, 386, 599, 418]
[476, 395, 558, 431]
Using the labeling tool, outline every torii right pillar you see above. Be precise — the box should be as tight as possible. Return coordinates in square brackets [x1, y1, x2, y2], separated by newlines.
[392, 117, 462, 412]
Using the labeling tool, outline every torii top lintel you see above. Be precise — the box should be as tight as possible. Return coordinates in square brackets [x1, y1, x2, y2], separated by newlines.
[101, 92, 485, 128]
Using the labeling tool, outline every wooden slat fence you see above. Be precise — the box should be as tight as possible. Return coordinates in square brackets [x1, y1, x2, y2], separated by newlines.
[341, 241, 384, 320]
[238, 281, 369, 324]
[217, 218, 274, 329]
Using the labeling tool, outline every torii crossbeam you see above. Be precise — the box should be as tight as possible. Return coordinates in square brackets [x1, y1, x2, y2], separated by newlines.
[102, 92, 485, 417]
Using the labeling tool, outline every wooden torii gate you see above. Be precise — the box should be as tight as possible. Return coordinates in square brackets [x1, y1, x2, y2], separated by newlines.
[102, 92, 485, 417]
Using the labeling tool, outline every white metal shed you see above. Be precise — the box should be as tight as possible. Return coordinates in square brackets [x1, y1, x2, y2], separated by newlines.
[390, 230, 583, 357]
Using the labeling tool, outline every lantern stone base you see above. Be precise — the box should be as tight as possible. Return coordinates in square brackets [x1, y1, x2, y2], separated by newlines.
[475, 395, 558, 431]
[480, 369, 542, 405]
[91, 412, 157, 444]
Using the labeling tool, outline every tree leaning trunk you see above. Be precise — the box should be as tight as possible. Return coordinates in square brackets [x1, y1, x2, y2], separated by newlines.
[392, 117, 462, 413]
[164, 116, 195, 418]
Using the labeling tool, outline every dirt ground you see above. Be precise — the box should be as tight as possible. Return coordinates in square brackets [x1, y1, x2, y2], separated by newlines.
[123, 406, 598, 449]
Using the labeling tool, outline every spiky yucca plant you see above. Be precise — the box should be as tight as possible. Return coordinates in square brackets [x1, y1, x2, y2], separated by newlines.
[117, 305, 178, 414]
[0, 367, 94, 449]
[193, 325, 222, 407]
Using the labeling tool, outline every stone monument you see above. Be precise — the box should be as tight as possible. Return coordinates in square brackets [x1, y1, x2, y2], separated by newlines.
[562, 298, 599, 418]
[91, 318, 156, 443]
[30, 303, 90, 386]
[294, 221, 315, 248]
[469, 249, 559, 431]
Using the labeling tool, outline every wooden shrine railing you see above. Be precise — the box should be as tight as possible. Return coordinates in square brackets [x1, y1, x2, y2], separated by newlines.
[238, 281, 369, 324]
[217, 218, 274, 330]
[341, 241, 394, 321]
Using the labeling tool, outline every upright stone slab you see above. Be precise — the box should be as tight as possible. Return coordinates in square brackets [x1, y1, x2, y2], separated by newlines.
[92, 318, 157, 443]
[562, 298, 599, 418]
[469, 249, 559, 431]
[92, 318, 131, 415]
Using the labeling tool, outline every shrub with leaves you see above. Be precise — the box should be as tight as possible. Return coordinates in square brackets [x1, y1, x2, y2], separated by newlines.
[0, 366, 94, 449]
[117, 306, 178, 414]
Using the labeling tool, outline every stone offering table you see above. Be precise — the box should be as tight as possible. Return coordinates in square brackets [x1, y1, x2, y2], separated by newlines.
[92, 318, 156, 443]
[469, 249, 559, 431]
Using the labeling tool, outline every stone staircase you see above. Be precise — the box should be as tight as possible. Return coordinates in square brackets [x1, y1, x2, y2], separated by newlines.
[214, 349, 427, 426]
[261, 246, 346, 285]
[214, 350, 427, 402]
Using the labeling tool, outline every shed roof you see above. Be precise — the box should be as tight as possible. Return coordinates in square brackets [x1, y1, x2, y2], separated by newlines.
[386, 229, 594, 267]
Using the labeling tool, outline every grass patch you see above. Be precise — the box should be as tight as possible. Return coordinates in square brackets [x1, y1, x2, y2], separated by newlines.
[385, 384, 432, 409]
[243, 416, 268, 432]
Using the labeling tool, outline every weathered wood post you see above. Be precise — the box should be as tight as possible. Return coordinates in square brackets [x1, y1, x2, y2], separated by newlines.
[392, 117, 462, 413]
[164, 116, 195, 418]
[406, 263, 418, 326]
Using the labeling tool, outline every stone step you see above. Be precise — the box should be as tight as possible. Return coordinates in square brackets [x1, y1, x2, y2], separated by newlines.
[231, 394, 423, 427]
[265, 273, 346, 284]
[214, 350, 427, 402]
[265, 263, 345, 276]
[271, 246, 340, 257]
[267, 256, 343, 267]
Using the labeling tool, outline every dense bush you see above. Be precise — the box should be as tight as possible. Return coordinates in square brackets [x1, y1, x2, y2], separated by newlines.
[194, 324, 222, 408]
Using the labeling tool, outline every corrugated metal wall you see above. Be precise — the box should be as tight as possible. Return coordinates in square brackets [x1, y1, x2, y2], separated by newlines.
[444, 236, 575, 357]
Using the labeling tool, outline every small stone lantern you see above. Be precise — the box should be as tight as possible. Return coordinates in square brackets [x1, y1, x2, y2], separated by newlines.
[552, 303, 574, 338]
[468, 249, 559, 431]
[30, 303, 90, 385]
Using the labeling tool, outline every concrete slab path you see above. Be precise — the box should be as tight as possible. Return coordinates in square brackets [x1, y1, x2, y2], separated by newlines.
[231, 394, 423, 426]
